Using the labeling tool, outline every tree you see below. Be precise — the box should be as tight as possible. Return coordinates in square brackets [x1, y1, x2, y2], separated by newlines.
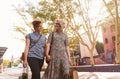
[102, 0, 120, 63]
[102, 0, 116, 22]
[15, 0, 107, 65]
[3, 60, 11, 67]
[114, 0, 120, 63]
[71, 0, 104, 65]
[96, 41, 104, 54]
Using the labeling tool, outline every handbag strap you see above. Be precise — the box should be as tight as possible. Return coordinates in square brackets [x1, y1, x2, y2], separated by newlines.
[48, 32, 54, 55]
[30, 34, 42, 49]
[51, 32, 54, 45]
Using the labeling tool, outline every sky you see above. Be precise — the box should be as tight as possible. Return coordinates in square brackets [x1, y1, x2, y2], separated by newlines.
[0, 0, 23, 59]
[0, 0, 105, 60]
[0, 0, 40, 60]
[0, 0, 27, 60]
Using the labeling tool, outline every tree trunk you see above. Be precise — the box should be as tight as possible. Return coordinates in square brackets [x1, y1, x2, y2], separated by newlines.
[89, 49, 95, 66]
[115, 0, 120, 64]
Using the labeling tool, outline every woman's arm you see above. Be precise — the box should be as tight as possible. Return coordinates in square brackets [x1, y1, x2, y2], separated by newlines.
[66, 46, 71, 59]
[45, 43, 51, 61]
[45, 32, 53, 61]
[65, 34, 72, 65]
[45, 43, 50, 56]
[66, 46, 72, 65]
[23, 38, 30, 67]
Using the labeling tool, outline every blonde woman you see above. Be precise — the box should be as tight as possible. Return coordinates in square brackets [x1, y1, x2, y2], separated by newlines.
[42, 19, 72, 79]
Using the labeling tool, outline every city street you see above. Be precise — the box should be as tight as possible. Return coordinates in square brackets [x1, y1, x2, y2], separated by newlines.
[1, 67, 120, 79]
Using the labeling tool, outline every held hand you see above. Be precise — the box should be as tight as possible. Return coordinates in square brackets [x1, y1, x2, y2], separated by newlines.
[46, 55, 51, 61]
[23, 60, 28, 68]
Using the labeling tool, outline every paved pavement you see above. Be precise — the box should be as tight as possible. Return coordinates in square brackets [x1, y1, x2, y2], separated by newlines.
[78, 72, 120, 79]
[0, 67, 22, 79]
[0, 67, 120, 79]
[0, 67, 44, 79]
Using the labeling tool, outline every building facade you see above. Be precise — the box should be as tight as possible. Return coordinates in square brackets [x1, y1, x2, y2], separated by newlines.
[102, 20, 115, 64]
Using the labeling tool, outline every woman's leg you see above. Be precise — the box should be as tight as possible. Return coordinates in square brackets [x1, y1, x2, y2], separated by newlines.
[27, 57, 44, 79]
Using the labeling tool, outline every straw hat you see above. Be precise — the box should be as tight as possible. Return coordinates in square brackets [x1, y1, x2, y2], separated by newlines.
[55, 19, 66, 28]
[33, 18, 42, 22]
[32, 18, 42, 27]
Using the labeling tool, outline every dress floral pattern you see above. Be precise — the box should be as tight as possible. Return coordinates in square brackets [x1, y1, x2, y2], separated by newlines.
[42, 31, 70, 79]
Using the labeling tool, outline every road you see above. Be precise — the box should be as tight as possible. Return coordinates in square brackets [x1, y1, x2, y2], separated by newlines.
[0, 67, 120, 79]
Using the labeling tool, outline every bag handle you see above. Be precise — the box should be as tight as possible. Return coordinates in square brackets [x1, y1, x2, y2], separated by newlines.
[49, 32, 54, 51]
[23, 66, 29, 73]
[51, 32, 54, 45]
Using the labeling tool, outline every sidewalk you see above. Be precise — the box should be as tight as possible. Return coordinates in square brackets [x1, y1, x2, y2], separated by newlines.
[1, 67, 120, 79]
[78, 72, 120, 79]
[0, 67, 21, 79]
[0, 67, 44, 79]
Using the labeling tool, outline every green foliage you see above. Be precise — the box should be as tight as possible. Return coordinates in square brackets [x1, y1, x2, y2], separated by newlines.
[69, 36, 80, 53]
[3, 59, 21, 67]
[15, 0, 117, 65]
[3, 60, 11, 67]
[13, 60, 21, 67]
[96, 41, 104, 54]
[107, 1, 115, 11]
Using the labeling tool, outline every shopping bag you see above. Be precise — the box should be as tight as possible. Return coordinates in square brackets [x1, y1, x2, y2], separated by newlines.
[18, 67, 28, 79]
[69, 69, 79, 79]
[18, 72, 28, 79]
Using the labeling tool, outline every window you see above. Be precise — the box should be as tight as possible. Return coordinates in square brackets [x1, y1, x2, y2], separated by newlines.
[105, 38, 108, 44]
[112, 36, 115, 42]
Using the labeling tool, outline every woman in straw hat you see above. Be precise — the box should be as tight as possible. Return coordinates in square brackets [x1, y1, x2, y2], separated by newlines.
[42, 19, 72, 79]
[23, 18, 46, 79]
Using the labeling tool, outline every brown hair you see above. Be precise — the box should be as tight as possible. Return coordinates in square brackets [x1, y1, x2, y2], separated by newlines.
[32, 21, 41, 27]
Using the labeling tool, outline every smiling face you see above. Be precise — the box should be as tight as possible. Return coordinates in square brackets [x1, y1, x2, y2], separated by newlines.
[34, 23, 42, 32]
[54, 23, 62, 32]
[32, 21, 42, 32]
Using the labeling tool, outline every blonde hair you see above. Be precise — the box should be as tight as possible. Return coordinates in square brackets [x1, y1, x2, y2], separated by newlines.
[55, 19, 66, 28]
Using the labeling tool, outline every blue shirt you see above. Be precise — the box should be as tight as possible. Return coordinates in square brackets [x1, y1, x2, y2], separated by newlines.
[26, 32, 46, 59]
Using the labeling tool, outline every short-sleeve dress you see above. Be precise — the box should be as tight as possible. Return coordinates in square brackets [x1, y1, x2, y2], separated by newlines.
[42, 31, 70, 79]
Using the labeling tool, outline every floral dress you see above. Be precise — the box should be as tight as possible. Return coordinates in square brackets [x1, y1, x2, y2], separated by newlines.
[42, 31, 70, 79]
